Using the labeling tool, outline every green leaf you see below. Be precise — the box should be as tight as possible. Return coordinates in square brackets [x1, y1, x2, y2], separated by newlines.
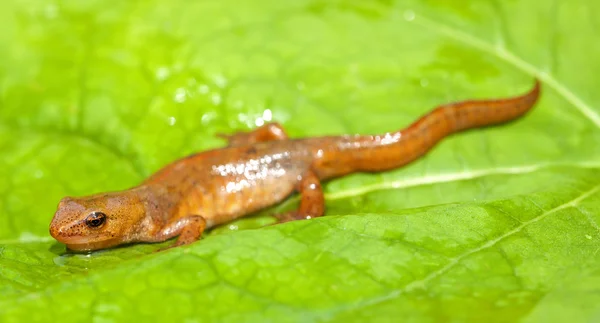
[1, 0, 599, 322]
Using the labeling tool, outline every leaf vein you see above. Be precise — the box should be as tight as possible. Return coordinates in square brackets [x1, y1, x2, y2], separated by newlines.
[401, 183, 600, 292]
[325, 162, 600, 201]
[410, 12, 600, 128]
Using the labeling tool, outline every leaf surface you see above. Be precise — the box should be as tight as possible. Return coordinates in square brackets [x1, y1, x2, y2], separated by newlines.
[1, 0, 599, 322]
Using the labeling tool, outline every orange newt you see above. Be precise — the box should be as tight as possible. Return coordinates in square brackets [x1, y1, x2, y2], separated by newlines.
[49, 80, 541, 252]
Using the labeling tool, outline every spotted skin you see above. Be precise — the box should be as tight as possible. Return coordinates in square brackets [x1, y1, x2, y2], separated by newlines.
[49, 80, 541, 252]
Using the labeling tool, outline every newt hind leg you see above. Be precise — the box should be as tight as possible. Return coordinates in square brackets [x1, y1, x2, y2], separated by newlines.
[276, 170, 325, 223]
[217, 122, 288, 147]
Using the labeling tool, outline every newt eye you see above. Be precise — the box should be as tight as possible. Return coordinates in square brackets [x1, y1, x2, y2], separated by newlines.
[85, 211, 106, 228]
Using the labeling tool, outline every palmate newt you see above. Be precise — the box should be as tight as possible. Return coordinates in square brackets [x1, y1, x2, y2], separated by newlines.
[49, 80, 541, 252]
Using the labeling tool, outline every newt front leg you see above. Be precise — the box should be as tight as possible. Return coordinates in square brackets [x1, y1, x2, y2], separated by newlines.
[150, 215, 207, 250]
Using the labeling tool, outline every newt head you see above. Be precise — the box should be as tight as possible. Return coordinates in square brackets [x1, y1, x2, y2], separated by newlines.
[49, 190, 149, 252]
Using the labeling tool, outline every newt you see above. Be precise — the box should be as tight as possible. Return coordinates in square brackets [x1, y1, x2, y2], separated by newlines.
[49, 80, 541, 252]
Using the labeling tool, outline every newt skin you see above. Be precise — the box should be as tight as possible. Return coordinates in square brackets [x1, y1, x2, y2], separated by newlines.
[49, 80, 541, 252]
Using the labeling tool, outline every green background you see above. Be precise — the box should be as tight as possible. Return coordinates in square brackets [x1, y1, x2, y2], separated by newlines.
[1, 0, 599, 321]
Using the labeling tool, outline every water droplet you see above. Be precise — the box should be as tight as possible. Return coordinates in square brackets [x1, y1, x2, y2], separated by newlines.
[211, 93, 222, 105]
[585, 234, 593, 239]
[156, 67, 170, 81]
[174, 88, 187, 103]
[213, 74, 228, 88]
[233, 100, 244, 109]
[53, 255, 68, 266]
[201, 111, 216, 124]
[228, 224, 238, 231]
[237, 112, 250, 125]
[45, 4, 58, 19]
[262, 109, 272, 122]
[20, 232, 43, 241]
[34, 170, 44, 178]
[173, 62, 185, 72]
[198, 84, 210, 94]
[168, 116, 177, 126]
[255, 118, 265, 126]
[404, 10, 415, 21]
[420, 78, 429, 87]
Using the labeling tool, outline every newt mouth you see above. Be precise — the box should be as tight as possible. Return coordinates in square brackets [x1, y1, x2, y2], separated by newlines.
[65, 241, 114, 252]
[63, 238, 122, 252]
[49, 228, 120, 252]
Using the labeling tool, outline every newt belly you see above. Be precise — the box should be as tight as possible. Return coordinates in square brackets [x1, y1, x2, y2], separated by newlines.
[49, 80, 541, 252]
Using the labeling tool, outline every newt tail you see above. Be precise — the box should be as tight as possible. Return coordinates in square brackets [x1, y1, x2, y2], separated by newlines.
[312, 79, 541, 179]
[49, 80, 540, 252]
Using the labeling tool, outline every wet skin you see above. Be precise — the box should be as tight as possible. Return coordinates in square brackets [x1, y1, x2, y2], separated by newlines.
[49, 80, 541, 252]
